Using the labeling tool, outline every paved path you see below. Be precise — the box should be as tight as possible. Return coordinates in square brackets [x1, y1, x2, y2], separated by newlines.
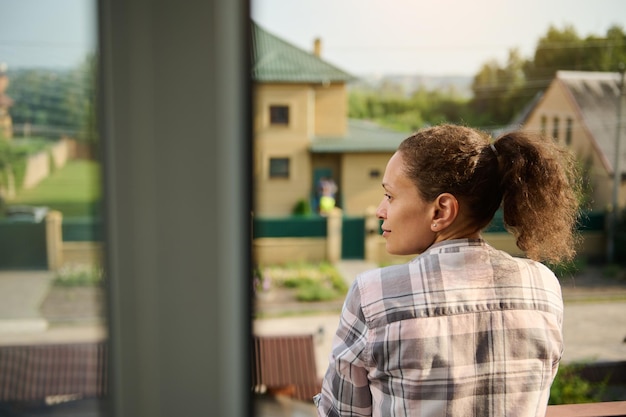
[0, 270, 52, 334]
[1, 263, 625, 417]
[1, 262, 625, 366]
[255, 261, 626, 378]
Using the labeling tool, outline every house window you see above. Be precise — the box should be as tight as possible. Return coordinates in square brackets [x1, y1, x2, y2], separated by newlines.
[369, 169, 381, 178]
[552, 117, 560, 142]
[566, 118, 573, 145]
[269, 105, 289, 125]
[540, 115, 547, 136]
[269, 157, 290, 178]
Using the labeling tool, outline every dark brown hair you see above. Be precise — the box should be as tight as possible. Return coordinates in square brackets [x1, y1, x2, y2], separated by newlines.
[397, 124, 581, 263]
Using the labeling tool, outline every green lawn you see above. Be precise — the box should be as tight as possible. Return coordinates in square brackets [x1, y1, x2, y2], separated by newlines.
[7, 159, 102, 218]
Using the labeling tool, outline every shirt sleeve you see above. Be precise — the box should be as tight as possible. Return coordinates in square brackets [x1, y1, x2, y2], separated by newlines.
[316, 278, 372, 417]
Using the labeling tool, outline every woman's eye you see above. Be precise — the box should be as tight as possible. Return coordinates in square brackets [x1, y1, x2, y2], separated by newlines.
[384, 193, 392, 201]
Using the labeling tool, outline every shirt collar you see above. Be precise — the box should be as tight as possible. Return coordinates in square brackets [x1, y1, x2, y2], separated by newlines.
[410, 238, 488, 262]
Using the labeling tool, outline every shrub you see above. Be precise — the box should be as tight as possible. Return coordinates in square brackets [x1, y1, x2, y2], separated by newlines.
[292, 199, 312, 216]
[296, 281, 338, 302]
[603, 263, 623, 279]
[0, 138, 52, 193]
[549, 363, 608, 405]
[53, 264, 104, 287]
[282, 276, 316, 288]
[545, 258, 587, 279]
[258, 261, 348, 302]
[319, 261, 348, 292]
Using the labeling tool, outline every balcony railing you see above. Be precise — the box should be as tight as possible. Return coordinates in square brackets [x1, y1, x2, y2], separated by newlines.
[546, 400, 626, 416]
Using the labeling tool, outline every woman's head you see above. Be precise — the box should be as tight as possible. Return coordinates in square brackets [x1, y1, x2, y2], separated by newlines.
[397, 124, 502, 233]
[378, 124, 580, 262]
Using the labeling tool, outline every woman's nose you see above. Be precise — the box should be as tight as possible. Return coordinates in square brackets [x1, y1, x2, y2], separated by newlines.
[376, 201, 386, 219]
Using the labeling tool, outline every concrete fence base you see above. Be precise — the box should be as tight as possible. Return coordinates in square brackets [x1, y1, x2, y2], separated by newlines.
[253, 207, 608, 266]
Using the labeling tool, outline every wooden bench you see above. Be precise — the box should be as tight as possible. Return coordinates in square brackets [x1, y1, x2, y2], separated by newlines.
[251, 334, 321, 402]
[0, 342, 108, 402]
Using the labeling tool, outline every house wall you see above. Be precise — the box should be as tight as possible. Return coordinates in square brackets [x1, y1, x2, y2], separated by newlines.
[254, 237, 327, 265]
[523, 81, 621, 211]
[313, 83, 347, 136]
[341, 153, 393, 216]
[254, 83, 313, 215]
[21, 138, 72, 190]
[254, 82, 351, 216]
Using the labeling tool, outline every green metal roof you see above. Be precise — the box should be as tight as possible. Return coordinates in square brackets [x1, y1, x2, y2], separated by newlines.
[311, 119, 410, 153]
[251, 21, 355, 83]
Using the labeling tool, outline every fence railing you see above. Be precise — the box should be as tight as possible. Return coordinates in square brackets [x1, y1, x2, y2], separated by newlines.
[255, 210, 607, 238]
[546, 400, 626, 416]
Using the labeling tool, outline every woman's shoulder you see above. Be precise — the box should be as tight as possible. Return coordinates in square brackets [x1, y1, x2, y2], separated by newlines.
[356, 262, 415, 285]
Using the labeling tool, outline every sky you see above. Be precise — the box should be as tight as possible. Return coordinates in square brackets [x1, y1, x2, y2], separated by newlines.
[252, 0, 626, 76]
[0, 0, 96, 70]
[0, 0, 625, 76]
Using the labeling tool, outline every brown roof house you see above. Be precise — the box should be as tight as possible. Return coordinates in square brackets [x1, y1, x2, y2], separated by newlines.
[522, 70, 626, 213]
[251, 21, 408, 218]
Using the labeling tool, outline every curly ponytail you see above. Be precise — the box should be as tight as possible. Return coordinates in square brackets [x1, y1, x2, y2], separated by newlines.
[493, 131, 581, 263]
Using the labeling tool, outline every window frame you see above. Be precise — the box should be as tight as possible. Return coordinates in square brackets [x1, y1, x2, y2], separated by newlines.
[269, 104, 290, 126]
[269, 157, 290, 179]
[566, 117, 573, 146]
[552, 116, 560, 142]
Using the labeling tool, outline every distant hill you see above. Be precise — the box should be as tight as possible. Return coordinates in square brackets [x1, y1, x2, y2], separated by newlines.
[349, 73, 473, 99]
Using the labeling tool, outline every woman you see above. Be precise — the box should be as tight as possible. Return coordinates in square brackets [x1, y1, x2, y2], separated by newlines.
[315, 124, 581, 417]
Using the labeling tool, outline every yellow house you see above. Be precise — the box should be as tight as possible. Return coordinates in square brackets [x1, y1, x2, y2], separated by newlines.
[522, 70, 626, 212]
[252, 22, 408, 217]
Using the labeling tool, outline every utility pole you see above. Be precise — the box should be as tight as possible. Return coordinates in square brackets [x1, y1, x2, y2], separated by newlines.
[608, 65, 626, 264]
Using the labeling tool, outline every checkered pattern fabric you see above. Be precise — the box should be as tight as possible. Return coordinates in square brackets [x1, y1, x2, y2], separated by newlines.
[316, 239, 563, 417]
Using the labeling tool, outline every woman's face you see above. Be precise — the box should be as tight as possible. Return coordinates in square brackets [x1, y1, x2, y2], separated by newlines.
[375, 151, 436, 255]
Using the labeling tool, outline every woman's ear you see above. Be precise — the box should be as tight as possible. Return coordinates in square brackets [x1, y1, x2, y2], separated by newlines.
[432, 193, 459, 228]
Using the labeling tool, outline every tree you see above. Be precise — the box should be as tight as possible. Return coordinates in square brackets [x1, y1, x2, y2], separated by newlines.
[525, 25, 626, 97]
[6, 58, 94, 140]
[527, 25, 584, 84]
[470, 24, 626, 128]
[469, 49, 529, 127]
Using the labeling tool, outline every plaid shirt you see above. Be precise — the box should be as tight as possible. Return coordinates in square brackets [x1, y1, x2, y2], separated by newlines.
[315, 239, 563, 417]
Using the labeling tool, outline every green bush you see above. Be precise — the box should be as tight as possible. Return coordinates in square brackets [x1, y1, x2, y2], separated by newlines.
[603, 263, 623, 279]
[53, 264, 104, 287]
[549, 363, 608, 405]
[296, 281, 338, 302]
[545, 258, 587, 279]
[0, 138, 54, 193]
[319, 261, 348, 292]
[259, 261, 348, 302]
[292, 199, 312, 216]
[282, 276, 316, 288]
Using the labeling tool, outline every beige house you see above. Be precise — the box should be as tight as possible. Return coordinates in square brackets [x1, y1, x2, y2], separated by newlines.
[252, 22, 407, 217]
[522, 70, 626, 212]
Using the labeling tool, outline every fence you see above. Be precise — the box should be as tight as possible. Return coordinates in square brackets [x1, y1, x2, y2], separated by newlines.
[0, 213, 102, 270]
[253, 209, 612, 265]
[0, 209, 618, 269]
[0, 219, 47, 269]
